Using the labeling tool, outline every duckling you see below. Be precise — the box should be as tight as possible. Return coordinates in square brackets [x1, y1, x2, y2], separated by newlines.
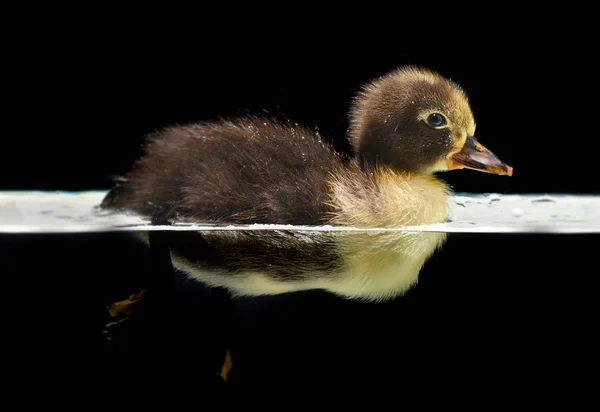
[101, 66, 512, 302]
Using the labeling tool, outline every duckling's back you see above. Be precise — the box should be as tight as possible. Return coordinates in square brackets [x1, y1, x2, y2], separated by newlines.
[101, 115, 343, 225]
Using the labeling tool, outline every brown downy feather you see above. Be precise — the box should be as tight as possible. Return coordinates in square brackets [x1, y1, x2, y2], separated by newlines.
[101, 114, 346, 225]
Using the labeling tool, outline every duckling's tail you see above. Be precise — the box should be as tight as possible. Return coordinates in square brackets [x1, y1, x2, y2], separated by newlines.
[100, 177, 132, 211]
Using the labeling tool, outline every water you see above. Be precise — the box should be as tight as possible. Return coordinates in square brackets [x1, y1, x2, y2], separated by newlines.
[1, 191, 598, 234]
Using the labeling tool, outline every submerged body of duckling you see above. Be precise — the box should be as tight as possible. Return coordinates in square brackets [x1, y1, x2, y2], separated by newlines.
[101, 66, 512, 301]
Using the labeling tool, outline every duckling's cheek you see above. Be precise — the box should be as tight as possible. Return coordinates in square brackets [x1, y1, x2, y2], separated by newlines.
[452, 130, 468, 150]
[426, 131, 467, 172]
[428, 157, 451, 172]
[467, 124, 476, 138]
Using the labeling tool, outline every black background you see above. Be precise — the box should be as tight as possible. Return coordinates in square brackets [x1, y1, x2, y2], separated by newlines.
[2, 24, 599, 388]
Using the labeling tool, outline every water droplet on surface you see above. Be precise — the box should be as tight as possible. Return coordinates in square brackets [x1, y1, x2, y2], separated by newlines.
[511, 208, 525, 217]
[487, 193, 502, 203]
[452, 196, 471, 207]
[531, 195, 556, 203]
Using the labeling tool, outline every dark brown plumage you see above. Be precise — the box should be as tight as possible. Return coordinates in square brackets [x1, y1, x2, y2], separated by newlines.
[101, 115, 346, 225]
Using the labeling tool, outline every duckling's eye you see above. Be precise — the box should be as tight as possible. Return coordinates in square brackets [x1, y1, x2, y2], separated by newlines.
[426, 113, 447, 128]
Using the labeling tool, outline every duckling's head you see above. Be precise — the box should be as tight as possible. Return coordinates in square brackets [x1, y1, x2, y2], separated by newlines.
[348, 66, 512, 176]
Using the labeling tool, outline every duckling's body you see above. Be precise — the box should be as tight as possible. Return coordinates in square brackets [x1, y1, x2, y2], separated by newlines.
[101, 66, 511, 301]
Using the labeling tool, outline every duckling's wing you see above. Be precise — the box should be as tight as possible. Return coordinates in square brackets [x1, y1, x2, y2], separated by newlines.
[100, 116, 343, 225]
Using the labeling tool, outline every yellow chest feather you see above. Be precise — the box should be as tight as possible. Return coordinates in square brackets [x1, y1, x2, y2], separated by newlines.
[325, 168, 450, 301]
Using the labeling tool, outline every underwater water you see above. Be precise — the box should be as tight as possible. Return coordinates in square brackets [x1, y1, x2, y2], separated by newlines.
[1, 191, 598, 385]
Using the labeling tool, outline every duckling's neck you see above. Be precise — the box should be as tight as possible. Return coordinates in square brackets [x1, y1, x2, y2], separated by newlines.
[327, 165, 451, 228]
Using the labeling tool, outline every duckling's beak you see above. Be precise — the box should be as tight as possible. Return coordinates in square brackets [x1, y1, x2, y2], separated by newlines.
[448, 135, 513, 176]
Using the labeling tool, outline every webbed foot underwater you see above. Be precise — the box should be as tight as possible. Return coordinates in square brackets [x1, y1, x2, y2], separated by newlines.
[100, 66, 512, 302]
